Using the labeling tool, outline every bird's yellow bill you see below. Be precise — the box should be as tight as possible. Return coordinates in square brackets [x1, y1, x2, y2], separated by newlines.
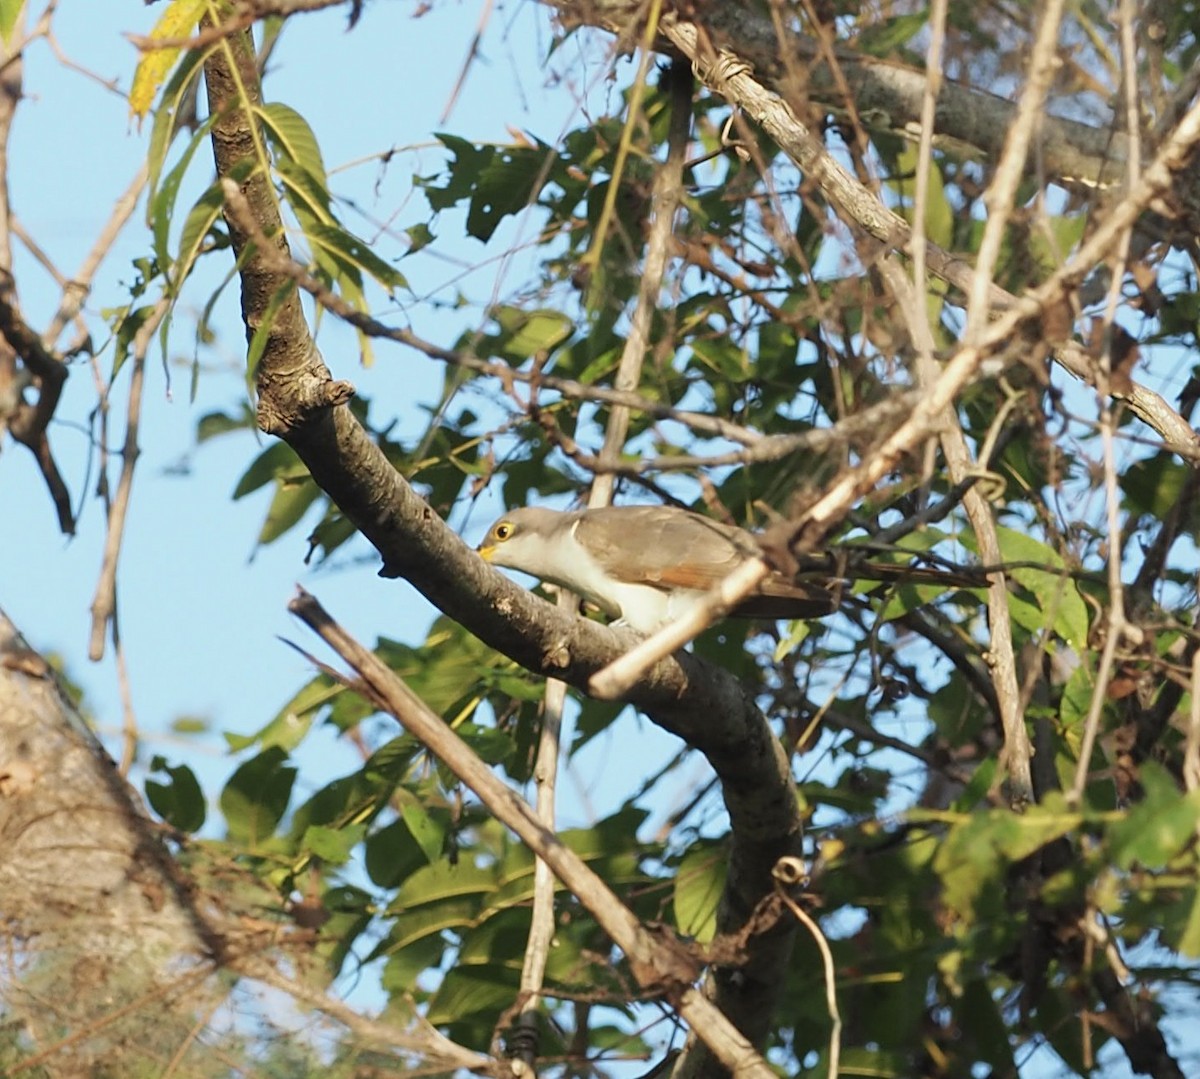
[478, 544, 496, 562]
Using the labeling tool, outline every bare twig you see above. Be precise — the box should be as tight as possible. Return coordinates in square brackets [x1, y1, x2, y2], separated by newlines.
[219, 183, 770, 448]
[231, 953, 491, 1072]
[1069, 0, 1143, 807]
[909, 0, 948, 313]
[880, 248, 1031, 799]
[964, 0, 1066, 338]
[88, 297, 170, 661]
[589, 555, 769, 699]
[128, 0, 354, 53]
[514, 62, 693, 1070]
[774, 859, 841, 1079]
[44, 163, 149, 345]
[1184, 649, 1200, 794]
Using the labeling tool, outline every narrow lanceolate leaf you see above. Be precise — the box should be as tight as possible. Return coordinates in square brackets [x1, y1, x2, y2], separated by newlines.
[146, 47, 211, 207]
[151, 115, 218, 268]
[129, 0, 208, 121]
[305, 222, 408, 292]
[257, 102, 328, 183]
[172, 179, 227, 293]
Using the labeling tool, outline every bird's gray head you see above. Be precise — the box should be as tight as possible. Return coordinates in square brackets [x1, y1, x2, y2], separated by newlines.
[477, 507, 570, 575]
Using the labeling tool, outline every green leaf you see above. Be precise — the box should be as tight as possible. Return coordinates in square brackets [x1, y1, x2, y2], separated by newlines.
[690, 337, 751, 381]
[856, 11, 929, 55]
[196, 405, 255, 444]
[1106, 761, 1200, 870]
[145, 757, 206, 834]
[427, 962, 519, 1025]
[258, 101, 327, 182]
[386, 894, 486, 951]
[235, 675, 337, 753]
[146, 46, 210, 207]
[1121, 453, 1192, 519]
[302, 822, 366, 865]
[891, 144, 953, 251]
[467, 143, 556, 241]
[424, 133, 493, 212]
[930, 801, 1081, 919]
[258, 475, 321, 545]
[245, 281, 297, 377]
[673, 841, 727, 943]
[232, 441, 304, 499]
[405, 222, 435, 255]
[393, 858, 499, 910]
[288, 773, 375, 841]
[381, 934, 447, 994]
[398, 794, 445, 866]
[276, 156, 335, 228]
[150, 115, 218, 269]
[365, 816, 437, 890]
[171, 178, 228, 293]
[109, 304, 155, 383]
[1178, 888, 1200, 958]
[306, 222, 408, 292]
[220, 747, 296, 846]
[1028, 213, 1087, 273]
[993, 526, 1088, 650]
[490, 306, 574, 361]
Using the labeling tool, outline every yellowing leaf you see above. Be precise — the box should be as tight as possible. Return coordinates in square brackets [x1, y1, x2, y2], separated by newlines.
[0, 0, 24, 45]
[129, 0, 208, 121]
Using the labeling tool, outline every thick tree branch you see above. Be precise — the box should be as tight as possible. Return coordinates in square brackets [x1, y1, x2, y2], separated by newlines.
[203, 19, 804, 1068]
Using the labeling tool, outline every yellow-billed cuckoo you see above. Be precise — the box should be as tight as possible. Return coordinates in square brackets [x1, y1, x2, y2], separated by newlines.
[478, 505, 837, 633]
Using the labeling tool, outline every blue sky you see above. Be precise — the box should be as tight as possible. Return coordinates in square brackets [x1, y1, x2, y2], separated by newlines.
[3, 6, 1194, 1076]
[2, 2, 686, 813]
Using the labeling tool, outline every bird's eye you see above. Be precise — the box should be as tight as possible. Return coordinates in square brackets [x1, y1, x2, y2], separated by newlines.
[495, 522, 514, 541]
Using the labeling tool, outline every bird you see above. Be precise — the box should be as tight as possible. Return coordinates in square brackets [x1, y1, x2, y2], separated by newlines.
[477, 504, 839, 633]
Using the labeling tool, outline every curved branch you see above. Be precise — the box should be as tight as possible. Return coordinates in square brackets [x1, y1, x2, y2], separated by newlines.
[202, 18, 804, 1065]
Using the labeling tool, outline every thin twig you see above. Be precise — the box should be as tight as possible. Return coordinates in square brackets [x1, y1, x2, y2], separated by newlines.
[909, 0, 948, 313]
[222, 182, 770, 448]
[231, 953, 491, 1071]
[5, 966, 215, 1076]
[1069, 0, 1143, 806]
[880, 254, 1031, 800]
[775, 867, 841, 1079]
[514, 64, 693, 1068]
[88, 297, 170, 661]
[963, 0, 1067, 339]
[44, 163, 149, 345]
[1184, 649, 1200, 794]
[588, 555, 769, 699]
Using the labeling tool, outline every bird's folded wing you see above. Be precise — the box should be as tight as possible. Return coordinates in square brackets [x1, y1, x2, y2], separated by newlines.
[577, 508, 750, 588]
